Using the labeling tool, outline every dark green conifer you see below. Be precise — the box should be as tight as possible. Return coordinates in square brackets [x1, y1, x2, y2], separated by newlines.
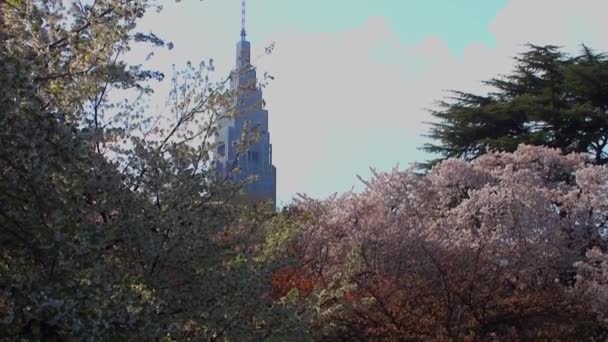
[424, 44, 608, 166]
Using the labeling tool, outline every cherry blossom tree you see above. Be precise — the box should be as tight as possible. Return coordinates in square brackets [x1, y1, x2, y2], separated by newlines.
[274, 145, 608, 340]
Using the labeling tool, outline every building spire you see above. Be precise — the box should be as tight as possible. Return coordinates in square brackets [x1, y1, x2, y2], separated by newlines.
[240, 0, 247, 41]
[236, 0, 250, 68]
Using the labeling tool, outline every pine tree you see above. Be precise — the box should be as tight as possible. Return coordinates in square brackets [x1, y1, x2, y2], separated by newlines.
[424, 44, 608, 166]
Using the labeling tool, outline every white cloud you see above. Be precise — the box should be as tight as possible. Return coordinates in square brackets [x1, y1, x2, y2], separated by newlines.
[491, 0, 608, 52]
[254, 0, 608, 204]
[131, 0, 608, 205]
[256, 18, 430, 203]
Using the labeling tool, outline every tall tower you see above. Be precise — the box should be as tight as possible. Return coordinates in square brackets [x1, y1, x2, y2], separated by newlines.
[215, 0, 277, 205]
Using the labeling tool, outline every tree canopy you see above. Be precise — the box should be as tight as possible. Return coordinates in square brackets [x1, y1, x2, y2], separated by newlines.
[270, 145, 608, 340]
[424, 44, 608, 166]
[0, 0, 304, 339]
[3, 1, 608, 340]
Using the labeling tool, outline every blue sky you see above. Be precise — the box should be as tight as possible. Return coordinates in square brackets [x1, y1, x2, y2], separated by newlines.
[243, 0, 509, 51]
[134, 0, 608, 206]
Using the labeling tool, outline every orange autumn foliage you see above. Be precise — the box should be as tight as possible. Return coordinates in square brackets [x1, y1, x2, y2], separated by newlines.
[271, 266, 314, 298]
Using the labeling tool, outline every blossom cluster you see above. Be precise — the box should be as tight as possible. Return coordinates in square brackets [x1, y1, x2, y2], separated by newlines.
[284, 145, 608, 339]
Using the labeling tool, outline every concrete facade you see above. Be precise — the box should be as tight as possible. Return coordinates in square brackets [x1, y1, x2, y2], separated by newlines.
[215, 35, 276, 205]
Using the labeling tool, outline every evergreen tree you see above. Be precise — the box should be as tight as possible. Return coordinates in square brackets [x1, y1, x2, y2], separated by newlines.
[424, 44, 608, 166]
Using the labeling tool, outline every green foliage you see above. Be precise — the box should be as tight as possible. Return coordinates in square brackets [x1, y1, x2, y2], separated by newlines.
[0, 0, 307, 339]
[258, 205, 312, 262]
[424, 44, 608, 166]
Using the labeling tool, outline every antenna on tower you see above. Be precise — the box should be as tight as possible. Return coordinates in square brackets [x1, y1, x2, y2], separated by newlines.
[240, 0, 247, 41]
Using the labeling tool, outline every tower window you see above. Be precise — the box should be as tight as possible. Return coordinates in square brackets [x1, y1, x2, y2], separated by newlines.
[217, 142, 225, 157]
[248, 151, 259, 162]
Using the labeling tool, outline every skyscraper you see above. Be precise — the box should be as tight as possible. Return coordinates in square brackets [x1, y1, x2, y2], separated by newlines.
[214, 2, 276, 205]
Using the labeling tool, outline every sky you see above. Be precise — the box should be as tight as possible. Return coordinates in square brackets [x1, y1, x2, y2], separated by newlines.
[132, 0, 608, 206]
